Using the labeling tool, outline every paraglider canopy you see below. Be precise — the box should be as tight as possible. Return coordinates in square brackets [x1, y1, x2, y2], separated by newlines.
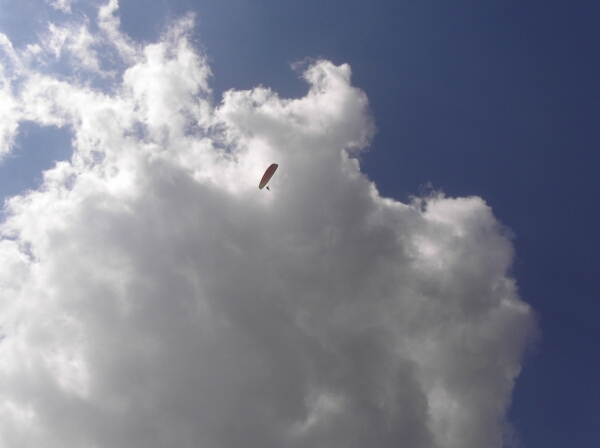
[259, 163, 278, 189]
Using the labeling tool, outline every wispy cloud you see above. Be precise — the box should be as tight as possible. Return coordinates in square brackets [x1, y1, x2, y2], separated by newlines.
[0, 2, 537, 447]
[44, 0, 76, 14]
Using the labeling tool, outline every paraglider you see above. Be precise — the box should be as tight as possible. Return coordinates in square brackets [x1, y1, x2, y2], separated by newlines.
[259, 163, 278, 190]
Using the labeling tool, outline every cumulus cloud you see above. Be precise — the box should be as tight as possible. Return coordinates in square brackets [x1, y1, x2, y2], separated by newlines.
[0, 2, 537, 448]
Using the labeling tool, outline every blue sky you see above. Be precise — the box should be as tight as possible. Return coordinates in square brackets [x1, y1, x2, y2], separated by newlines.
[0, 1, 598, 447]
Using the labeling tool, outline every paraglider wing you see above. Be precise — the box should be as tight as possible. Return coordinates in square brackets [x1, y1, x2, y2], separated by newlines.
[259, 163, 278, 189]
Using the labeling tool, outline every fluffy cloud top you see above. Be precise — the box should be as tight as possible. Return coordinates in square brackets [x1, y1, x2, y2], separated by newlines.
[0, 2, 537, 448]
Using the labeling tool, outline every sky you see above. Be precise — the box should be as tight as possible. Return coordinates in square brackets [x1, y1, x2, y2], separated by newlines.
[0, 1, 598, 448]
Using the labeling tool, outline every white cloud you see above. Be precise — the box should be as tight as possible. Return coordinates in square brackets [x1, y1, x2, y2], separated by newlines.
[0, 33, 23, 160]
[97, 0, 138, 64]
[45, 0, 76, 14]
[0, 0, 135, 158]
[42, 22, 100, 71]
[0, 2, 537, 448]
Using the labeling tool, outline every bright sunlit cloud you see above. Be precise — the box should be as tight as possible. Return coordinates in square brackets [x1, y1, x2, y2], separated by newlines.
[0, 2, 537, 448]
